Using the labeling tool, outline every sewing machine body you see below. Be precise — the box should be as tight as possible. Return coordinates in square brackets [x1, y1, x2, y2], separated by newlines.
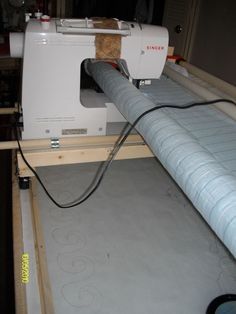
[19, 19, 168, 139]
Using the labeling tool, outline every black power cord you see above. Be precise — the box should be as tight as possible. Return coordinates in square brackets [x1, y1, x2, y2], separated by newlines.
[14, 98, 236, 208]
[206, 294, 236, 313]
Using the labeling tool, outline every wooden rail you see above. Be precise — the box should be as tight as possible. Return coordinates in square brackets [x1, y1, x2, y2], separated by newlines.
[14, 135, 153, 177]
[0, 134, 153, 177]
[12, 152, 27, 314]
[30, 179, 55, 314]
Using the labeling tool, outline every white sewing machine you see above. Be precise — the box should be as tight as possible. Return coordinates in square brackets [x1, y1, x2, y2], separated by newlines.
[10, 18, 168, 139]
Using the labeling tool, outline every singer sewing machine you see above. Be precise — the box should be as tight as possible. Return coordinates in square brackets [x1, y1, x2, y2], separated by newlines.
[10, 18, 168, 139]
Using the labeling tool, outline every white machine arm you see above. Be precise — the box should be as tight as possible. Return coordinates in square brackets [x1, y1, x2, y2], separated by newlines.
[56, 18, 131, 35]
[10, 18, 168, 139]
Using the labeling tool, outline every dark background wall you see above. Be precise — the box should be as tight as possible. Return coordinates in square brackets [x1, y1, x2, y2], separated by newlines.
[72, 0, 165, 25]
[162, 0, 236, 86]
[190, 0, 236, 85]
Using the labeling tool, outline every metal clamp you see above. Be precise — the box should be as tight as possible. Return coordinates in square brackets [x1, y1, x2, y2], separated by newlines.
[50, 137, 60, 149]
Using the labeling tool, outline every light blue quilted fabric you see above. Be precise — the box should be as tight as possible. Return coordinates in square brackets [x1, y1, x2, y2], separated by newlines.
[89, 62, 236, 258]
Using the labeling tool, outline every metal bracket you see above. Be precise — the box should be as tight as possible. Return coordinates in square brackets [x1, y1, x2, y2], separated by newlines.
[50, 138, 60, 149]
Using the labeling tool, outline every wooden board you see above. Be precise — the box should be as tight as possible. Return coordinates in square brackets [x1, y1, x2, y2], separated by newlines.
[12, 152, 27, 314]
[16, 135, 153, 177]
[1, 134, 145, 150]
[30, 179, 54, 314]
[0, 107, 18, 115]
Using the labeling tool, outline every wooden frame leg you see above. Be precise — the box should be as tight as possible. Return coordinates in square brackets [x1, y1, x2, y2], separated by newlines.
[12, 152, 27, 314]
